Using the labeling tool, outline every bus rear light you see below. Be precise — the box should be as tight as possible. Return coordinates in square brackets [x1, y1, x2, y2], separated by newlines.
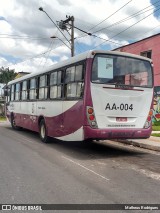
[144, 121, 150, 129]
[144, 117, 152, 129]
[86, 106, 98, 128]
[91, 121, 97, 126]
[89, 115, 95, 121]
[144, 111, 153, 129]
[149, 110, 153, 116]
[88, 108, 94, 114]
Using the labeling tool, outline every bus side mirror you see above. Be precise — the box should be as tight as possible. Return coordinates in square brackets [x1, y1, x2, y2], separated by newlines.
[4, 88, 10, 96]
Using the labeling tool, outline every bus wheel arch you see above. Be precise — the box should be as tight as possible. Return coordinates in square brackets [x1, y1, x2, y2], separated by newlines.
[38, 116, 45, 126]
[38, 117, 50, 143]
[11, 113, 20, 130]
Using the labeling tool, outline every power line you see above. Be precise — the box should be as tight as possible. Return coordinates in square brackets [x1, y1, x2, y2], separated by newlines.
[74, 0, 133, 39]
[89, 0, 132, 32]
[92, 0, 160, 34]
[39, 7, 70, 45]
[38, 40, 54, 68]
[76, 1, 159, 45]
[75, 1, 160, 43]
[93, 5, 160, 48]
[0, 36, 49, 40]
[74, 40, 86, 54]
[0, 33, 47, 38]
[91, 34, 128, 46]
[42, 40, 56, 69]
[6, 33, 160, 73]
[70, 21, 128, 47]
[0, 34, 49, 40]
[4, 1, 160, 68]
[134, 24, 160, 41]
[7, 42, 67, 67]
[73, 28, 127, 48]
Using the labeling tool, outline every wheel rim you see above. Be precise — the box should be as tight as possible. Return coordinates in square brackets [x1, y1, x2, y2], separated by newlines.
[41, 124, 45, 139]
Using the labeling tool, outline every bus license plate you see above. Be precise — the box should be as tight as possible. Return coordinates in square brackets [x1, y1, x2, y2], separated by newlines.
[116, 117, 127, 122]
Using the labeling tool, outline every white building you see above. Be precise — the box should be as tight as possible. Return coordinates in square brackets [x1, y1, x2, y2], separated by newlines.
[0, 83, 5, 98]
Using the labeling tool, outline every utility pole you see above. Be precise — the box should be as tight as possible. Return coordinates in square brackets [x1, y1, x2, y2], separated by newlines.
[70, 16, 74, 57]
[39, 8, 76, 57]
[58, 16, 75, 57]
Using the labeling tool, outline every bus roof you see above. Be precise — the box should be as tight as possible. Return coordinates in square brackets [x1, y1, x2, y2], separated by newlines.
[8, 50, 152, 85]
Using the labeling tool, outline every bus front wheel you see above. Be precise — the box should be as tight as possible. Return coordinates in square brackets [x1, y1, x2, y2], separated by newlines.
[11, 114, 20, 130]
[39, 120, 50, 143]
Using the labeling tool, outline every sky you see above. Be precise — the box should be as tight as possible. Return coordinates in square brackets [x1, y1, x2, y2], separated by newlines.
[0, 0, 160, 73]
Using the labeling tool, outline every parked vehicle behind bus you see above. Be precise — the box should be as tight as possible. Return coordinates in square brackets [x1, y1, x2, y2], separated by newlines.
[5, 50, 153, 142]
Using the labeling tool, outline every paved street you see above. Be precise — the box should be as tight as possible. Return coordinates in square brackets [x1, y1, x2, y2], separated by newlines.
[0, 121, 160, 209]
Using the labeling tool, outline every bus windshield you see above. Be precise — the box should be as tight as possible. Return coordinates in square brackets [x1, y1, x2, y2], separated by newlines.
[92, 54, 153, 87]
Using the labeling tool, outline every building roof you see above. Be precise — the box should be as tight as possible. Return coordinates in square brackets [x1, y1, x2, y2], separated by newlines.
[15, 71, 30, 79]
[17, 72, 30, 74]
[113, 33, 160, 50]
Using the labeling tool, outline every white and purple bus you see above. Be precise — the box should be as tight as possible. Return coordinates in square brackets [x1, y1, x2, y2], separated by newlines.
[5, 50, 153, 142]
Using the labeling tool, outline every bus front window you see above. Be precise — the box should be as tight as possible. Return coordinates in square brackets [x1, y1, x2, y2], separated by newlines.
[92, 54, 153, 88]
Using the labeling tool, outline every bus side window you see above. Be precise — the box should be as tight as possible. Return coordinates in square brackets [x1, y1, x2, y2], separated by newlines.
[11, 84, 15, 101]
[75, 65, 83, 81]
[50, 71, 63, 99]
[65, 64, 84, 99]
[39, 75, 47, 100]
[7, 86, 11, 103]
[57, 71, 63, 99]
[15, 83, 20, 101]
[19, 83, 22, 100]
[22, 81, 28, 101]
[29, 78, 37, 100]
[65, 67, 75, 83]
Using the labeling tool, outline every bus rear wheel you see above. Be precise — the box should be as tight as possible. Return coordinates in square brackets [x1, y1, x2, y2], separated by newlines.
[39, 119, 50, 143]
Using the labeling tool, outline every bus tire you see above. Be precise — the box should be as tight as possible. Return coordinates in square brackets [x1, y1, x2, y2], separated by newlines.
[39, 119, 50, 143]
[11, 114, 20, 130]
[83, 139, 92, 143]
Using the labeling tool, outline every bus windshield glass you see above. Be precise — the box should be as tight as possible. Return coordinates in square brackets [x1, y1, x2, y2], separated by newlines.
[92, 54, 153, 87]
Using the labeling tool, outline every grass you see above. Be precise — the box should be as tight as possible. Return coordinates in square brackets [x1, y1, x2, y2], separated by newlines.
[151, 133, 160, 137]
[152, 120, 160, 131]
[152, 125, 160, 131]
[152, 120, 160, 126]
[0, 116, 7, 121]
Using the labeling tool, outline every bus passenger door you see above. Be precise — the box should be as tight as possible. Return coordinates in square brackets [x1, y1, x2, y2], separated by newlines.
[62, 65, 84, 141]
[46, 72, 64, 138]
[30, 102, 37, 131]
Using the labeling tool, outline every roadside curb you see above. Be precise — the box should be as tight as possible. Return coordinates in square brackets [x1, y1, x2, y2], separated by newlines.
[116, 139, 160, 152]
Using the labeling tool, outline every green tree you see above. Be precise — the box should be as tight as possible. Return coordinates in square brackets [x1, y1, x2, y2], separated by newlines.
[0, 67, 16, 84]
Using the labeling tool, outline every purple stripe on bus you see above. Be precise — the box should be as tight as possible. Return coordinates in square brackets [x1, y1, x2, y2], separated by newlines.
[46, 100, 84, 137]
[9, 100, 84, 138]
